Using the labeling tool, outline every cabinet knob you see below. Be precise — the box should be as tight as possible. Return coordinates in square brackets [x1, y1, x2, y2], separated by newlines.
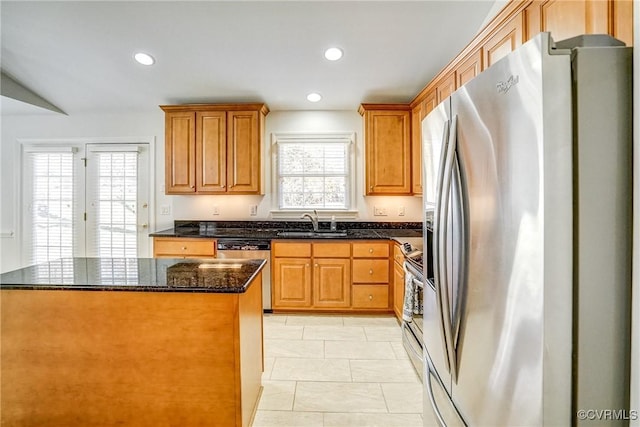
[222, 185, 226, 189]
[369, 295, 373, 301]
[369, 248, 374, 253]
[315, 263, 319, 267]
[369, 269, 373, 274]
[182, 247, 187, 250]
[370, 186, 373, 191]
[306, 263, 310, 267]
[190, 185, 195, 189]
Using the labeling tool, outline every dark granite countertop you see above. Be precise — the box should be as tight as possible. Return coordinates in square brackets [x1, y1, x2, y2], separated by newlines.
[150, 220, 426, 241]
[0, 258, 266, 293]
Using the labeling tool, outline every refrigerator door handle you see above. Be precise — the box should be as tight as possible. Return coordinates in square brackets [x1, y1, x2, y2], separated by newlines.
[451, 151, 468, 367]
[424, 355, 448, 427]
[433, 118, 452, 372]
[439, 115, 459, 380]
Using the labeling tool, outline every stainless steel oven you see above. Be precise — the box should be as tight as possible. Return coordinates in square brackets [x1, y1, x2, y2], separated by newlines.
[403, 258, 425, 379]
[401, 229, 432, 380]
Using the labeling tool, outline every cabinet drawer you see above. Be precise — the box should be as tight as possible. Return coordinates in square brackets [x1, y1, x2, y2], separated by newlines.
[352, 285, 389, 309]
[272, 242, 312, 258]
[352, 242, 389, 258]
[153, 238, 217, 257]
[313, 242, 351, 258]
[352, 259, 389, 283]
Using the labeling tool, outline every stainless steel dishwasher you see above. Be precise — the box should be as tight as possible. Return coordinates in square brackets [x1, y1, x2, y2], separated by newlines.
[216, 240, 272, 312]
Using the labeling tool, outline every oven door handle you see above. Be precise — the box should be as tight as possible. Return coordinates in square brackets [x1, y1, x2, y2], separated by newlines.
[401, 322, 423, 360]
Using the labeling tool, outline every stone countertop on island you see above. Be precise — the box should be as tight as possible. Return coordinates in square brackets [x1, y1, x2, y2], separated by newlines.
[0, 257, 266, 293]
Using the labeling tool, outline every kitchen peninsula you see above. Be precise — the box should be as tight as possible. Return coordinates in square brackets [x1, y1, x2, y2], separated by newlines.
[0, 257, 265, 427]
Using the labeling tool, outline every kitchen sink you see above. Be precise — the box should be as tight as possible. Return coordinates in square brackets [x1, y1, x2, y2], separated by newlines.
[277, 230, 348, 238]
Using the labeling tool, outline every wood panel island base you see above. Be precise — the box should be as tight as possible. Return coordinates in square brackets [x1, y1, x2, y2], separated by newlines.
[0, 258, 265, 427]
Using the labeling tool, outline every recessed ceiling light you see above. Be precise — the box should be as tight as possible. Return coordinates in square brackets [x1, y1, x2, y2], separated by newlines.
[307, 93, 322, 102]
[134, 52, 155, 66]
[324, 47, 343, 61]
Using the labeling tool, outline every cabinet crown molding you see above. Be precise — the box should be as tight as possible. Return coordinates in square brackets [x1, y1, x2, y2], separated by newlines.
[160, 103, 269, 115]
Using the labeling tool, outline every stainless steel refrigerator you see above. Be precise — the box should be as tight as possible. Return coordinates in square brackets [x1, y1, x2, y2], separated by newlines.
[421, 33, 633, 426]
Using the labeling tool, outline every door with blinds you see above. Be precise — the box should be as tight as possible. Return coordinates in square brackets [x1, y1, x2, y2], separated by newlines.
[84, 144, 149, 258]
[22, 142, 150, 265]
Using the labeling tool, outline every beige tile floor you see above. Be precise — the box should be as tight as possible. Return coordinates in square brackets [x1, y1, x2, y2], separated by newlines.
[252, 314, 423, 427]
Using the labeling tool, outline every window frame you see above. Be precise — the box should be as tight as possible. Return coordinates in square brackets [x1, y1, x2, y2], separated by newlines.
[270, 132, 358, 219]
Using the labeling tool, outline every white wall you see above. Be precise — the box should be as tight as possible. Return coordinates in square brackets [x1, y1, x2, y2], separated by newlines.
[0, 109, 422, 272]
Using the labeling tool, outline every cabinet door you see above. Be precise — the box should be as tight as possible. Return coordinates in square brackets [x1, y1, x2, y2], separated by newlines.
[483, 13, 524, 69]
[196, 111, 226, 193]
[411, 106, 422, 195]
[393, 260, 405, 320]
[435, 72, 456, 105]
[456, 49, 482, 88]
[364, 110, 411, 195]
[313, 258, 351, 308]
[272, 258, 312, 308]
[227, 111, 261, 194]
[165, 112, 196, 194]
[421, 90, 437, 121]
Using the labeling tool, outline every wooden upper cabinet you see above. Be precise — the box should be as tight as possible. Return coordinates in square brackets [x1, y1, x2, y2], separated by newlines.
[227, 111, 260, 194]
[525, 0, 633, 47]
[165, 112, 196, 193]
[435, 71, 456, 105]
[457, 49, 483, 88]
[359, 104, 412, 195]
[483, 12, 524, 69]
[161, 104, 268, 195]
[421, 89, 437, 121]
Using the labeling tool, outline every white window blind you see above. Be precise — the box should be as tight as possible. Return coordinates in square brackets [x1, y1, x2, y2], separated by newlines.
[86, 146, 139, 258]
[24, 148, 76, 264]
[277, 139, 351, 210]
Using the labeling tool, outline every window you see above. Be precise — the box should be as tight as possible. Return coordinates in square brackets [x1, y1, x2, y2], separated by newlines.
[22, 141, 151, 265]
[274, 132, 354, 212]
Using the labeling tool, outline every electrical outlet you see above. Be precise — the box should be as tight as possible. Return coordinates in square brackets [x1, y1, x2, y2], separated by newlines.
[213, 206, 220, 215]
[398, 206, 405, 216]
[160, 205, 171, 215]
[374, 206, 388, 216]
[250, 205, 258, 216]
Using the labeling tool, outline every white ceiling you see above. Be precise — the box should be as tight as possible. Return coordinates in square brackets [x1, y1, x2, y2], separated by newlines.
[0, 1, 501, 115]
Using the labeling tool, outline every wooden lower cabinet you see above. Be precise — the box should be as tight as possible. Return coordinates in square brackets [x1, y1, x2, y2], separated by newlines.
[313, 258, 351, 308]
[272, 257, 312, 308]
[272, 241, 392, 312]
[393, 252, 405, 320]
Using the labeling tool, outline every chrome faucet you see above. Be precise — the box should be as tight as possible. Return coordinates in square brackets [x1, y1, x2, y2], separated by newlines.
[301, 209, 319, 231]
